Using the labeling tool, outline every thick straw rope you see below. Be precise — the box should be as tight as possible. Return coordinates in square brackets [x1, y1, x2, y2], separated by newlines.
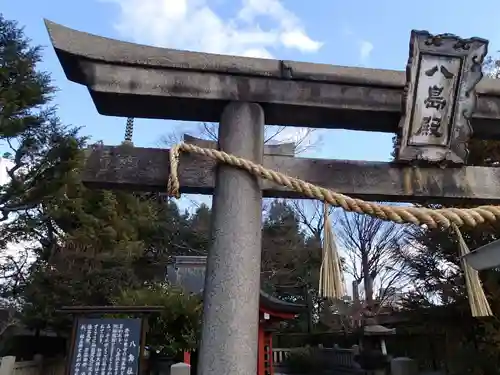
[167, 143, 500, 229]
[319, 203, 345, 300]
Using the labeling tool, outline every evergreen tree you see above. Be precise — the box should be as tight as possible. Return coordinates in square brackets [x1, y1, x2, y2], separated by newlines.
[116, 283, 202, 356]
[0, 14, 166, 332]
[186, 203, 212, 255]
[21, 188, 161, 331]
[0, 14, 83, 298]
[261, 200, 321, 302]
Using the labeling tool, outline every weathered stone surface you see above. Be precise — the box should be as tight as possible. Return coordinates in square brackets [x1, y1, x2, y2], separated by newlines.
[45, 20, 500, 138]
[171, 363, 190, 375]
[83, 145, 500, 204]
[196, 102, 263, 375]
[396, 31, 488, 164]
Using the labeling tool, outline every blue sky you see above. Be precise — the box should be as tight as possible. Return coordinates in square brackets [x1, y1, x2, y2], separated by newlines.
[6, 0, 500, 164]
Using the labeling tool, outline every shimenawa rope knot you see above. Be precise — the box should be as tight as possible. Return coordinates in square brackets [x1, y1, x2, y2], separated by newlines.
[167, 142, 500, 229]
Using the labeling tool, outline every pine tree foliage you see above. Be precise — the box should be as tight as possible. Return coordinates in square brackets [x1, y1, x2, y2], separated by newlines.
[0, 14, 84, 299]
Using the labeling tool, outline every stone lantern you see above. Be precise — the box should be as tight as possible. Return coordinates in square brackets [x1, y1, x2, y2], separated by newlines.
[355, 310, 396, 375]
[362, 317, 396, 356]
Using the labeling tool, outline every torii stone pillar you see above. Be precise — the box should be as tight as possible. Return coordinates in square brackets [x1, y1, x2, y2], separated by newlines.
[198, 102, 264, 375]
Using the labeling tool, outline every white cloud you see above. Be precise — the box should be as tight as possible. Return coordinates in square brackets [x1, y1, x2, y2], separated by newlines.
[103, 0, 322, 58]
[359, 40, 373, 62]
[281, 30, 322, 52]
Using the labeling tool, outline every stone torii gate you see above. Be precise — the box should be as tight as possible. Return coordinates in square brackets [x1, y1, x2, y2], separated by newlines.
[46, 21, 500, 375]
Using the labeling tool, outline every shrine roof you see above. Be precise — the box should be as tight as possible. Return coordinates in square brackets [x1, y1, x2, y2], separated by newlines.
[44, 20, 500, 136]
[259, 290, 307, 315]
[166, 256, 306, 315]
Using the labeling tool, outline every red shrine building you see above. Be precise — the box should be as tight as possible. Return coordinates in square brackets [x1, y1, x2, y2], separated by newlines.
[258, 290, 306, 375]
[166, 256, 306, 375]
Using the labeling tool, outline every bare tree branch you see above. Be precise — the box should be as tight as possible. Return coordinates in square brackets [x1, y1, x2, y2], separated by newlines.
[336, 209, 407, 308]
[195, 122, 322, 155]
[290, 200, 336, 242]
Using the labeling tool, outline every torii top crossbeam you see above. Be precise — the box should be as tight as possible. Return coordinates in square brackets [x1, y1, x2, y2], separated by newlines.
[45, 20, 500, 139]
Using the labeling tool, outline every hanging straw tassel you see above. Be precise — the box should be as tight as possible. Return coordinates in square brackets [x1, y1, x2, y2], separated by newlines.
[319, 203, 345, 300]
[451, 223, 493, 317]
